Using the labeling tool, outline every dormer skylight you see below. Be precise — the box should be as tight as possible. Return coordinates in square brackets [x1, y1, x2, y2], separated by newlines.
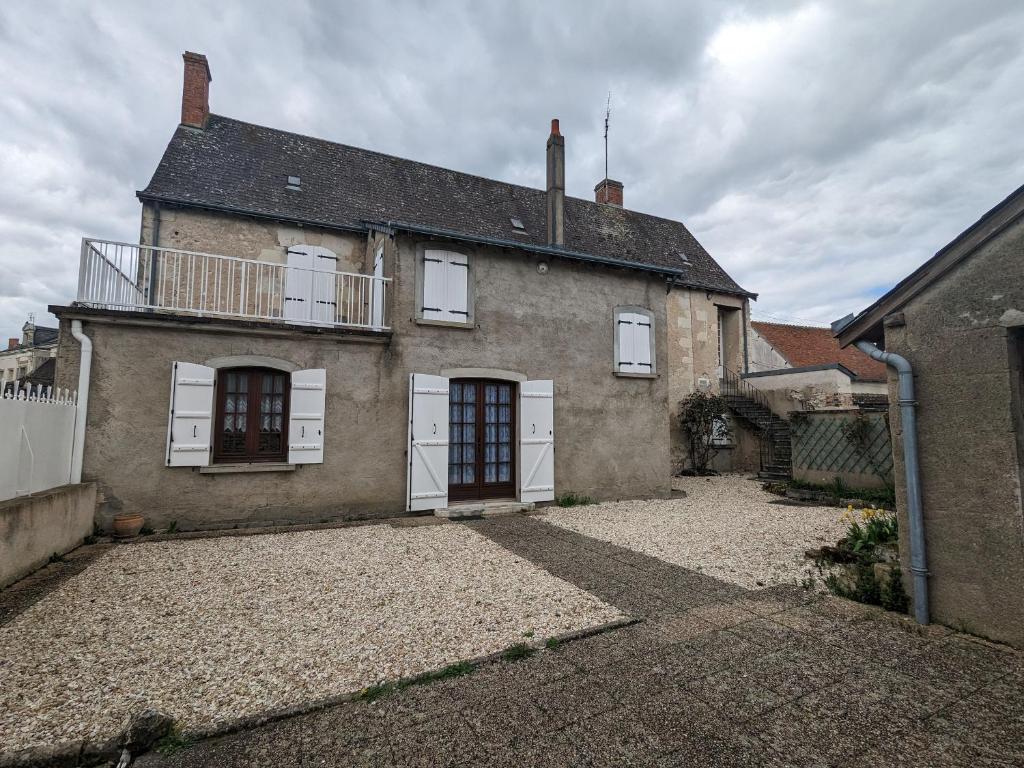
[510, 217, 526, 231]
[286, 175, 301, 191]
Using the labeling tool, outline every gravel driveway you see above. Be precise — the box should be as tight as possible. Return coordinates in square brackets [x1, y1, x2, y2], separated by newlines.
[546, 474, 847, 589]
[0, 523, 622, 753]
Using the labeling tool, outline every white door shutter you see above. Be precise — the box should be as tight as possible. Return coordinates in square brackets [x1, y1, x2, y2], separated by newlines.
[519, 380, 554, 503]
[289, 368, 326, 464]
[166, 362, 215, 467]
[284, 247, 313, 323]
[407, 373, 449, 511]
[309, 247, 338, 326]
[371, 243, 385, 328]
[617, 312, 637, 373]
[444, 252, 469, 322]
[422, 250, 446, 321]
[633, 314, 653, 373]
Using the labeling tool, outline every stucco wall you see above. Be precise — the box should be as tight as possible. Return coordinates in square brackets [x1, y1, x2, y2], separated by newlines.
[0, 483, 96, 588]
[883, 215, 1024, 647]
[57, 227, 672, 531]
[745, 368, 888, 415]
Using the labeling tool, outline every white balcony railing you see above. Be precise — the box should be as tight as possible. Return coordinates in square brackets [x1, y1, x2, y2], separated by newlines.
[76, 239, 391, 331]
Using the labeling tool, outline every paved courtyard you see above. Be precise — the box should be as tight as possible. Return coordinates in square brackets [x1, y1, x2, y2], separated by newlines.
[134, 515, 1023, 767]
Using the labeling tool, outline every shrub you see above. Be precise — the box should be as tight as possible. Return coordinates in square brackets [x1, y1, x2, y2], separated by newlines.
[678, 390, 729, 474]
[556, 491, 594, 507]
[880, 567, 909, 613]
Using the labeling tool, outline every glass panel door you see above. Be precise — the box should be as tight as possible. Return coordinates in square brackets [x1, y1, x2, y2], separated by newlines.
[449, 379, 516, 501]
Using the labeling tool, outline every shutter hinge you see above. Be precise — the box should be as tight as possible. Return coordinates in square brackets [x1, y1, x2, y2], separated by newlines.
[422, 306, 442, 312]
[449, 310, 469, 316]
[424, 257, 443, 263]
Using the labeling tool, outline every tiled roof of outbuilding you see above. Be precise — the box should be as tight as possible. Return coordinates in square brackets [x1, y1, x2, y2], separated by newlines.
[751, 321, 888, 381]
[139, 115, 752, 297]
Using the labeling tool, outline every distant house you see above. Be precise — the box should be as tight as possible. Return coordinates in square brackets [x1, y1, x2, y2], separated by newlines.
[51, 52, 754, 531]
[745, 321, 888, 412]
[836, 182, 1024, 648]
[0, 321, 58, 388]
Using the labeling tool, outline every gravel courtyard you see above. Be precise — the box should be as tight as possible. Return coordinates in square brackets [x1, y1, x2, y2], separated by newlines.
[546, 474, 848, 589]
[0, 523, 622, 754]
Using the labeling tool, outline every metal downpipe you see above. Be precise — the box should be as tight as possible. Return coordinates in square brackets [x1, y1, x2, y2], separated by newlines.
[69, 320, 92, 484]
[855, 340, 929, 624]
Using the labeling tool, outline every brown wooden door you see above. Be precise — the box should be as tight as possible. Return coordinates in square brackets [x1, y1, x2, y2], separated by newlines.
[448, 379, 516, 501]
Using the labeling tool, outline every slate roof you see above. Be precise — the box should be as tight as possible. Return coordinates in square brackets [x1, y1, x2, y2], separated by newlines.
[4, 325, 58, 352]
[139, 115, 752, 297]
[751, 321, 888, 381]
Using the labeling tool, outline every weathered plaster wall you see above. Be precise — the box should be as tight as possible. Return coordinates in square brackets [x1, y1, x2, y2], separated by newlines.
[0, 483, 96, 588]
[748, 326, 790, 373]
[666, 289, 754, 471]
[746, 368, 888, 415]
[57, 230, 672, 531]
[884, 216, 1024, 647]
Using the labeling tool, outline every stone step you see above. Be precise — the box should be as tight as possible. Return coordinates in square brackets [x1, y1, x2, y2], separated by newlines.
[435, 501, 537, 520]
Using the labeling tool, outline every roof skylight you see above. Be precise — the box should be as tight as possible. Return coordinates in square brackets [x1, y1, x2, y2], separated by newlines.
[286, 175, 301, 190]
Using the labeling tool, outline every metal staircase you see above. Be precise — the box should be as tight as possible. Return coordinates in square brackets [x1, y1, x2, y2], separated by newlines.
[720, 368, 792, 480]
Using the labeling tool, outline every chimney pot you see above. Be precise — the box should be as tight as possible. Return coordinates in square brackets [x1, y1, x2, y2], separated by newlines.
[181, 51, 212, 128]
[594, 178, 624, 207]
[546, 119, 565, 246]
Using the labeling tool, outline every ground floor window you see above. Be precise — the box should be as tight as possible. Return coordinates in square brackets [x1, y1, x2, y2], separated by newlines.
[214, 368, 289, 463]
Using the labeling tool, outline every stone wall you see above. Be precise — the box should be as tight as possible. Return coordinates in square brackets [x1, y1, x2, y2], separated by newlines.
[56, 227, 672, 531]
[883, 214, 1024, 647]
[0, 483, 97, 588]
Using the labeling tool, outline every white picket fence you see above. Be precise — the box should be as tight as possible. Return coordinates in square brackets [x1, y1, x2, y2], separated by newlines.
[0, 383, 78, 501]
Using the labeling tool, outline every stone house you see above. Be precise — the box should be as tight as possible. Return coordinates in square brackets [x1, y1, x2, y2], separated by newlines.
[1, 322, 58, 386]
[745, 321, 888, 413]
[52, 52, 754, 531]
[835, 182, 1024, 648]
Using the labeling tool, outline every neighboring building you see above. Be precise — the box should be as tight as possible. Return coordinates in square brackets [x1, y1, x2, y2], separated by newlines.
[836, 182, 1024, 648]
[745, 321, 888, 413]
[0, 322, 58, 386]
[52, 52, 753, 531]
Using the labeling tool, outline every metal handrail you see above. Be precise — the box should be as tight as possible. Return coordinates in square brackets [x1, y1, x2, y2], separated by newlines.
[719, 367, 790, 474]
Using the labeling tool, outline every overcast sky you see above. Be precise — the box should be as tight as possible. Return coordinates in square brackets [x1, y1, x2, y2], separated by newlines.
[2, 0, 1023, 335]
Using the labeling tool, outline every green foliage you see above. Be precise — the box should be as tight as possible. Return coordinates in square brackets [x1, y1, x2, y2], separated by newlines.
[48, 552, 65, 564]
[824, 564, 881, 606]
[788, 477, 896, 508]
[880, 567, 909, 613]
[842, 508, 898, 556]
[502, 643, 535, 662]
[678, 390, 729, 474]
[139, 525, 155, 536]
[155, 728, 192, 756]
[545, 637, 561, 650]
[840, 413, 893, 485]
[166, 520, 179, 534]
[556, 491, 595, 507]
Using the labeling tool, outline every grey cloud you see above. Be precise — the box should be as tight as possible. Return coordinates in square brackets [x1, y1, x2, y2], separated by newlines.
[1, 0, 1022, 335]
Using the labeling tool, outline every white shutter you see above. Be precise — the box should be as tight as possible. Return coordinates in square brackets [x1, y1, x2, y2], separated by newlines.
[284, 247, 314, 323]
[617, 312, 637, 373]
[634, 314, 653, 373]
[166, 362, 215, 467]
[407, 373, 449, 511]
[445, 253, 469, 322]
[308, 247, 338, 326]
[519, 380, 554, 503]
[288, 368, 326, 464]
[371, 243, 385, 328]
[422, 250, 446, 321]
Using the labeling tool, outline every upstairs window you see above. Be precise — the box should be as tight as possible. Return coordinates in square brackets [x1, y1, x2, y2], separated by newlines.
[419, 248, 471, 325]
[614, 307, 655, 376]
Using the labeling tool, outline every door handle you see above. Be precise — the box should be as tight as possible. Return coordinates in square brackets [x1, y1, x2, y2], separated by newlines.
[433, 423, 437, 435]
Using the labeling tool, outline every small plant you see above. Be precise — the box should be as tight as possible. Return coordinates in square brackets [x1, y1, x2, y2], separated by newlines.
[522, 630, 535, 638]
[359, 682, 392, 702]
[545, 637, 561, 650]
[502, 643, 535, 662]
[48, 552, 65, 564]
[556, 491, 595, 507]
[166, 520, 179, 534]
[139, 525, 155, 536]
[155, 728, 192, 756]
[412, 662, 474, 685]
[840, 506, 898, 553]
[880, 567, 909, 613]
[678, 390, 729, 474]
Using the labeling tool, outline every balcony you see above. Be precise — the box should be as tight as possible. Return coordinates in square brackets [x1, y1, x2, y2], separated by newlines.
[75, 239, 391, 331]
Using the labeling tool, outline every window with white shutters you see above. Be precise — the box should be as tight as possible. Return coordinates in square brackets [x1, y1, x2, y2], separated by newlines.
[614, 307, 656, 376]
[419, 248, 471, 324]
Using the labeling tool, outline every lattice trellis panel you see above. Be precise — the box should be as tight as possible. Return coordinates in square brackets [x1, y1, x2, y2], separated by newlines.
[791, 411, 893, 480]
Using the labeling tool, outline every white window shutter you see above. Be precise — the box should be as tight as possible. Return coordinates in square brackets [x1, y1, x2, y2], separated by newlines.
[634, 314, 653, 373]
[519, 380, 554, 503]
[308, 246, 338, 326]
[166, 362, 215, 467]
[617, 312, 636, 373]
[407, 373, 450, 511]
[422, 250, 446, 321]
[284, 247, 314, 323]
[371, 243, 385, 328]
[289, 368, 326, 464]
[445, 253, 469, 322]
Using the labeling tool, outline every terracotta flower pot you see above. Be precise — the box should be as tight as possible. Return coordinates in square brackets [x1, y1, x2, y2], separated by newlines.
[112, 513, 145, 539]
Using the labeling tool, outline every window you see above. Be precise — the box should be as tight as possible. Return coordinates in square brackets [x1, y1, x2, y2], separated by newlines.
[614, 307, 655, 376]
[286, 175, 301, 190]
[213, 368, 289, 463]
[418, 247, 471, 325]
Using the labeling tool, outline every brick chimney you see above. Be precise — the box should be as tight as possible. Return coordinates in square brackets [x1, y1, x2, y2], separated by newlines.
[181, 51, 212, 128]
[594, 178, 623, 207]
[7, 338, 18, 350]
[546, 119, 565, 246]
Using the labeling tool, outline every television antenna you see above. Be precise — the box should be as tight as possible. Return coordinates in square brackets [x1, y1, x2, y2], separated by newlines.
[603, 92, 611, 202]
